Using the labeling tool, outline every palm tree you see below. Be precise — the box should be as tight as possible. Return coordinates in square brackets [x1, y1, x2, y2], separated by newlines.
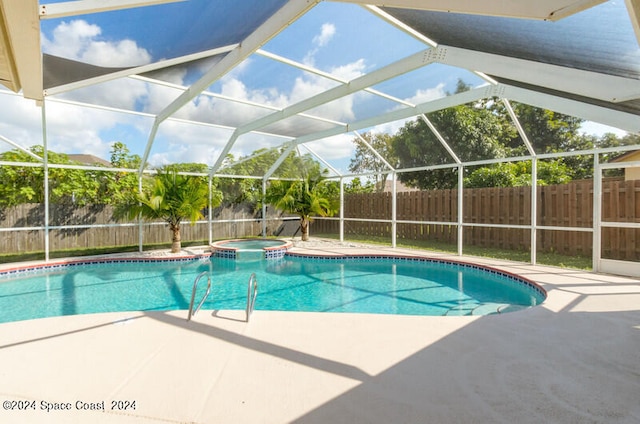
[124, 170, 211, 253]
[265, 170, 337, 241]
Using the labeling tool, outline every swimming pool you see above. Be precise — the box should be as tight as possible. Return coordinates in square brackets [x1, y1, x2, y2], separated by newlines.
[0, 254, 545, 323]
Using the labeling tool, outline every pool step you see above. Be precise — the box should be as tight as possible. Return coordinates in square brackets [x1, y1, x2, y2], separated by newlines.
[445, 303, 522, 316]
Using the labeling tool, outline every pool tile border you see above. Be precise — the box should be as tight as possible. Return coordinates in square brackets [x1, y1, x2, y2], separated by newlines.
[0, 253, 213, 278]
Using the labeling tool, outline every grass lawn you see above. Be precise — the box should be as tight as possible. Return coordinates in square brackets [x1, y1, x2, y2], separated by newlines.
[314, 233, 593, 270]
[0, 234, 592, 270]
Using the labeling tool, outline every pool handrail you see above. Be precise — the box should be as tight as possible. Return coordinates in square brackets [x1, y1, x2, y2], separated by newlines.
[246, 273, 258, 322]
[187, 271, 211, 321]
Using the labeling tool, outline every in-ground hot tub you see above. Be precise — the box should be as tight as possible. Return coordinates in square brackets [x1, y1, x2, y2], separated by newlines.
[210, 239, 292, 260]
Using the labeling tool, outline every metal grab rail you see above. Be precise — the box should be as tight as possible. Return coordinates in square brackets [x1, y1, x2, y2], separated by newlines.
[187, 271, 211, 321]
[246, 273, 258, 322]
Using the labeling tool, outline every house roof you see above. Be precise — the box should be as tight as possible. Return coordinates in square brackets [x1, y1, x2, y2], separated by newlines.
[67, 154, 111, 167]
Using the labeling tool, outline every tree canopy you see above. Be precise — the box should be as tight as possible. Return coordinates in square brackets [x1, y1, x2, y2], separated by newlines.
[348, 132, 397, 192]
[117, 169, 216, 252]
[264, 166, 338, 241]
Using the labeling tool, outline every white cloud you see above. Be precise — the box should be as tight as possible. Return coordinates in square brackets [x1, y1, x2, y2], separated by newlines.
[580, 121, 627, 137]
[304, 23, 336, 66]
[404, 83, 446, 105]
[42, 19, 151, 66]
[313, 23, 336, 47]
[59, 78, 149, 111]
[149, 143, 221, 168]
[304, 134, 355, 161]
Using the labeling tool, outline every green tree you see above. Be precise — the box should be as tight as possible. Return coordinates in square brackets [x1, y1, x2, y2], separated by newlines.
[344, 177, 375, 194]
[0, 146, 102, 207]
[503, 102, 584, 154]
[348, 132, 397, 192]
[118, 169, 215, 253]
[265, 168, 338, 241]
[393, 103, 513, 189]
[392, 79, 516, 189]
[99, 141, 142, 205]
[464, 160, 572, 188]
[220, 147, 326, 207]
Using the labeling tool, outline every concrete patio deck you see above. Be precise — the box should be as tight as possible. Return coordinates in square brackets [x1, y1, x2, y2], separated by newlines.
[0, 243, 638, 423]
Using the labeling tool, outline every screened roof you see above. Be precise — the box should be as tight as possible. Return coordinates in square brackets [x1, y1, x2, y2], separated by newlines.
[1, 0, 639, 177]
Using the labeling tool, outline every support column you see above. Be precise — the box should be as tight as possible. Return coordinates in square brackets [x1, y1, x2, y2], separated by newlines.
[339, 177, 344, 242]
[391, 172, 397, 248]
[262, 179, 267, 238]
[592, 154, 602, 272]
[457, 164, 464, 256]
[208, 176, 213, 245]
[41, 101, 50, 261]
[530, 157, 538, 265]
[138, 175, 143, 253]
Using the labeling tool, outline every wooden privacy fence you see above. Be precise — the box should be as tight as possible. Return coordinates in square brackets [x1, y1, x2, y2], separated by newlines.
[2, 179, 638, 260]
[313, 178, 640, 260]
[0, 204, 296, 255]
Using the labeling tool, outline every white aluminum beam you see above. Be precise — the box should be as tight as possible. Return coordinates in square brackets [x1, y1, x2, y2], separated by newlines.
[340, 0, 606, 21]
[133, 73, 347, 128]
[299, 144, 342, 177]
[354, 131, 395, 171]
[258, 49, 416, 107]
[236, 48, 437, 137]
[45, 44, 238, 96]
[419, 114, 461, 163]
[500, 84, 640, 133]
[439, 45, 640, 104]
[155, 0, 319, 125]
[217, 145, 294, 174]
[39, 0, 186, 19]
[208, 47, 438, 176]
[502, 99, 536, 156]
[361, 5, 438, 47]
[0, 134, 42, 161]
[290, 85, 496, 147]
[264, 143, 296, 180]
[141, 0, 320, 174]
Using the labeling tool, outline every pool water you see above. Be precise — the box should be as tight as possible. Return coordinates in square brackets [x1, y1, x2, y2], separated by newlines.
[0, 256, 545, 323]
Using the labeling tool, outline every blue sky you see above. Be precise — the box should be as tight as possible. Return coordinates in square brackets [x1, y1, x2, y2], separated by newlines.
[0, 1, 629, 174]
